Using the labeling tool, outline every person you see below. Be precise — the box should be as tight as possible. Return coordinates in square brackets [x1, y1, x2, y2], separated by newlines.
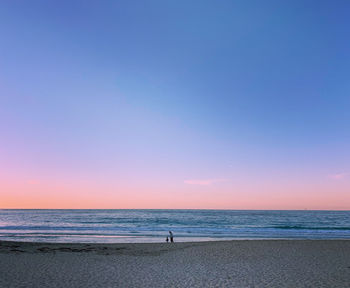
[169, 231, 174, 243]
[166, 236, 169, 243]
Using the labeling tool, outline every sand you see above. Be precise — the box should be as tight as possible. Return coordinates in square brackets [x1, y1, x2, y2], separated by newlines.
[0, 240, 349, 288]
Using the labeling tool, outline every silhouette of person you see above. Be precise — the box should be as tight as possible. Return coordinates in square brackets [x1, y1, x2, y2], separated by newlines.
[166, 236, 169, 243]
[169, 231, 174, 243]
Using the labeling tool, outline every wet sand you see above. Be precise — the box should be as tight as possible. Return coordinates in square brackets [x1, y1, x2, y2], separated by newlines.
[1, 240, 349, 287]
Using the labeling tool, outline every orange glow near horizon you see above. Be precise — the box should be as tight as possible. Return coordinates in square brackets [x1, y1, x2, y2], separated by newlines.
[1, 174, 349, 210]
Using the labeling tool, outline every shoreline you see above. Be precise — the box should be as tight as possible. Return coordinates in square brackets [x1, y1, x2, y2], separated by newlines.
[1, 239, 350, 287]
[1, 237, 350, 246]
[1, 237, 350, 244]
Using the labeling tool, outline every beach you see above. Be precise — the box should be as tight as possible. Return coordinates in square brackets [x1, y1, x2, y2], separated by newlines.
[1, 240, 349, 287]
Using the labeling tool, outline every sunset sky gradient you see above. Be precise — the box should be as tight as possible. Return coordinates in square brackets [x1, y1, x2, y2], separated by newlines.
[1, 0, 349, 209]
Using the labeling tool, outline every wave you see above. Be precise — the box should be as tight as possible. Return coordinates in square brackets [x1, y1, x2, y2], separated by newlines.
[271, 225, 350, 230]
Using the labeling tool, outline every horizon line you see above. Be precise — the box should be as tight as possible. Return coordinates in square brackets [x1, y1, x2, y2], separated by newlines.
[1, 208, 349, 211]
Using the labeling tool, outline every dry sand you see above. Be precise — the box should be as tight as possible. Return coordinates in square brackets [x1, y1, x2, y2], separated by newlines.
[0, 240, 349, 287]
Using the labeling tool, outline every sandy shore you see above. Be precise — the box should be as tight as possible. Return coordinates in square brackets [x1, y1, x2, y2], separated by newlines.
[1, 240, 349, 288]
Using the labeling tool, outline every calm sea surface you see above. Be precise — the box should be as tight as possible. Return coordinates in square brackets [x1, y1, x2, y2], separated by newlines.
[0, 209, 349, 243]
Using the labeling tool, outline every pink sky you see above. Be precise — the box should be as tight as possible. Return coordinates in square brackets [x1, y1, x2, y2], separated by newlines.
[1, 170, 349, 209]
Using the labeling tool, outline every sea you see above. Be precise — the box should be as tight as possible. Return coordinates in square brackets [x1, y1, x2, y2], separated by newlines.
[0, 209, 349, 243]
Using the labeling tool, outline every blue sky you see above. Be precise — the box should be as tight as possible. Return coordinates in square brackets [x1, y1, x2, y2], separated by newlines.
[1, 0, 349, 209]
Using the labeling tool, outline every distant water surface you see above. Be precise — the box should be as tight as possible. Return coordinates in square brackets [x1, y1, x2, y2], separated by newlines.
[0, 209, 349, 243]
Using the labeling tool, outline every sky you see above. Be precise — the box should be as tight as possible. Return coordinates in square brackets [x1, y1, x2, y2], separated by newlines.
[1, 0, 349, 209]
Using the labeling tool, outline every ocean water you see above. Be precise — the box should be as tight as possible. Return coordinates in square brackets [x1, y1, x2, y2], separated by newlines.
[0, 209, 349, 243]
